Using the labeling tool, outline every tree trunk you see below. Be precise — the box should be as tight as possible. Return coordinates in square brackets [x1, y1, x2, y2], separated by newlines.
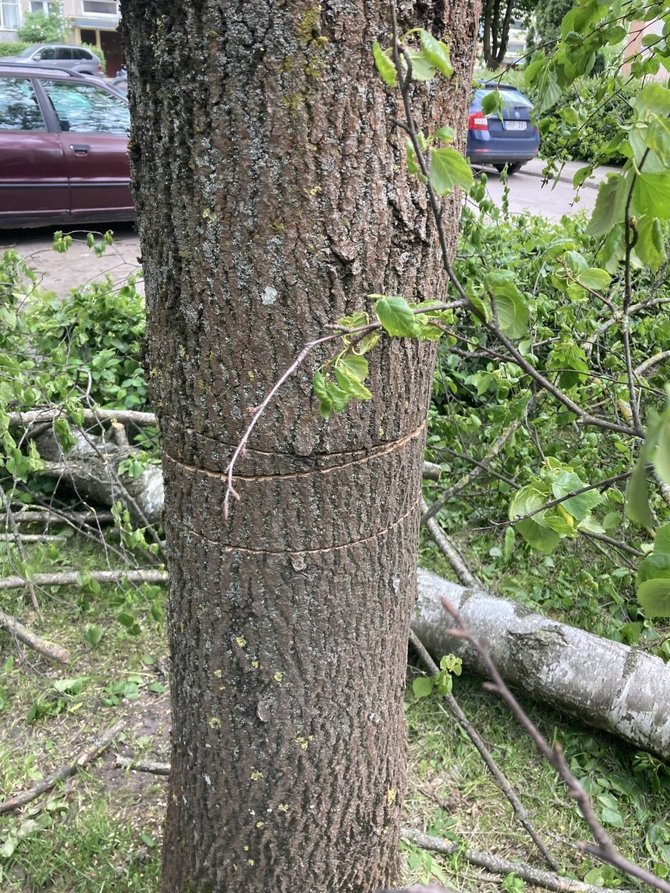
[414, 570, 670, 761]
[120, 3, 478, 892]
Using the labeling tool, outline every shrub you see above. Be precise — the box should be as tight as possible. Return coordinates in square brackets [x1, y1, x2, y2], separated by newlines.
[0, 42, 31, 57]
[17, 2, 67, 43]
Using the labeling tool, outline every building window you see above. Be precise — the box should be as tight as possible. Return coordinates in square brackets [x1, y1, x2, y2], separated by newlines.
[0, 0, 19, 29]
[30, 1, 57, 12]
[81, 0, 118, 14]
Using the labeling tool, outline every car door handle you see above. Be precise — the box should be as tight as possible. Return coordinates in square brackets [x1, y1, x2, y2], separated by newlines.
[70, 144, 91, 155]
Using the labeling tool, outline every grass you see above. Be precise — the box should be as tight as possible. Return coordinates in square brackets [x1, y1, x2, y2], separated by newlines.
[0, 534, 669, 892]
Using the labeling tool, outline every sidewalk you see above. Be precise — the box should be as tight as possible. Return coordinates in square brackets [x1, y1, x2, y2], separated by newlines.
[519, 157, 620, 190]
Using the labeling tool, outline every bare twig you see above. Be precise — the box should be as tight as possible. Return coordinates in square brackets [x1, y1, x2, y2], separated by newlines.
[0, 721, 124, 815]
[439, 598, 670, 893]
[0, 606, 69, 663]
[422, 418, 522, 524]
[400, 828, 630, 893]
[223, 331, 344, 517]
[420, 498, 479, 587]
[409, 629, 559, 870]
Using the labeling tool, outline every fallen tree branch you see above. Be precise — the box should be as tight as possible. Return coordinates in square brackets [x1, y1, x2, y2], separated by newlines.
[115, 756, 170, 775]
[11, 509, 115, 525]
[420, 499, 480, 587]
[0, 721, 124, 815]
[0, 481, 41, 619]
[0, 569, 168, 591]
[0, 606, 69, 663]
[438, 599, 670, 893]
[413, 570, 670, 761]
[409, 629, 558, 871]
[0, 533, 66, 543]
[400, 828, 628, 893]
[7, 408, 157, 428]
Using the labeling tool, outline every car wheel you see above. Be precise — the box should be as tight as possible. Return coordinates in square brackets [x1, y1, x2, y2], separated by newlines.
[494, 163, 522, 175]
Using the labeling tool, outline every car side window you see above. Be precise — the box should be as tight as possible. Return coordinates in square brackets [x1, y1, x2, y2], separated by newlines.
[0, 77, 46, 132]
[34, 48, 56, 60]
[41, 80, 130, 135]
[72, 48, 90, 60]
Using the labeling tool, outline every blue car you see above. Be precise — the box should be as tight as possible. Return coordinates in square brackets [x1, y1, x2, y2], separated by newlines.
[466, 84, 540, 174]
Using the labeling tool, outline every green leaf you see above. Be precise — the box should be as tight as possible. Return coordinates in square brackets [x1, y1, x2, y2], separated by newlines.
[551, 471, 603, 521]
[412, 315, 443, 341]
[53, 677, 83, 695]
[338, 354, 368, 383]
[647, 115, 670, 166]
[429, 147, 473, 196]
[576, 267, 611, 291]
[334, 366, 373, 400]
[82, 624, 104, 649]
[406, 139, 420, 176]
[638, 553, 670, 585]
[412, 676, 435, 698]
[372, 41, 397, 87]
[634, 172, 670, 220]
[638, 577, 670, 618]
[354, 331, 381, 356]
[653, 410, 670, 483]
[406, 49, 437, 81]
[483, 271, 528, 339]
[433, 125, 454, 142]
[654, 522, 670, 555]
[337, 310, 369, 329]
[418, 30, 453, 77]
[627, 452, 653, 527]
[587, 174, 630, 237]
[481, 90, 503, 117]
[374, 295, 417, 337]
[634, 216, 666, 271]
[515, 518, 561, 554]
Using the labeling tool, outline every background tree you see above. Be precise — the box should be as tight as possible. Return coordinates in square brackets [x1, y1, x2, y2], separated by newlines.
[525, 0, 572, 52]
[120, 1, 478, 891]
[480, 0, 536, 70]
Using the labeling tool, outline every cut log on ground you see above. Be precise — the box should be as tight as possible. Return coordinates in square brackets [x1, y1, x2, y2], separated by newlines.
[414, 570, 670, 761]
[34, 427, 163, 527]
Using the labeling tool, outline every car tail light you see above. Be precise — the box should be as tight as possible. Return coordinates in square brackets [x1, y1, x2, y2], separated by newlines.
[468, 112, 488, 131]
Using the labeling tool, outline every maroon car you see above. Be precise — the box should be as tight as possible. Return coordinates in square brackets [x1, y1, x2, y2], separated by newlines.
[0, 63, 133, 229]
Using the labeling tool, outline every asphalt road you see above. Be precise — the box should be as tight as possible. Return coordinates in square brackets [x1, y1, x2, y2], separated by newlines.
[0, 160, 615, 296]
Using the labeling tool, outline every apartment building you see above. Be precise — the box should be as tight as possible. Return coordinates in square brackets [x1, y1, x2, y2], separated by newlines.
[0, 0, 122, 74]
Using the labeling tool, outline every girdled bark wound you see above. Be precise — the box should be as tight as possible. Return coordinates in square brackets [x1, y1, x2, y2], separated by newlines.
[121, 2, 478, 891]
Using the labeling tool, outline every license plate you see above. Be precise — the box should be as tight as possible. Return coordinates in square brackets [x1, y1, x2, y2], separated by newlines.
[504, 121, 527, 131]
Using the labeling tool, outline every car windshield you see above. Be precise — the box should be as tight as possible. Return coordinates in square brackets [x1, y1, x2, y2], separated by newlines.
[17, 46, 39, 58]
[474, 87, 533, 110]
[42, 80, 129, 135]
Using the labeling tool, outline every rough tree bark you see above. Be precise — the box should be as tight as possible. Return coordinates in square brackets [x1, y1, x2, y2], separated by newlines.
[121, 2, 478, 892]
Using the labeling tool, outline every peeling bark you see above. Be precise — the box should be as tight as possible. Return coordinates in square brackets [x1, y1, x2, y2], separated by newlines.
[414, 570, 670, 761]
